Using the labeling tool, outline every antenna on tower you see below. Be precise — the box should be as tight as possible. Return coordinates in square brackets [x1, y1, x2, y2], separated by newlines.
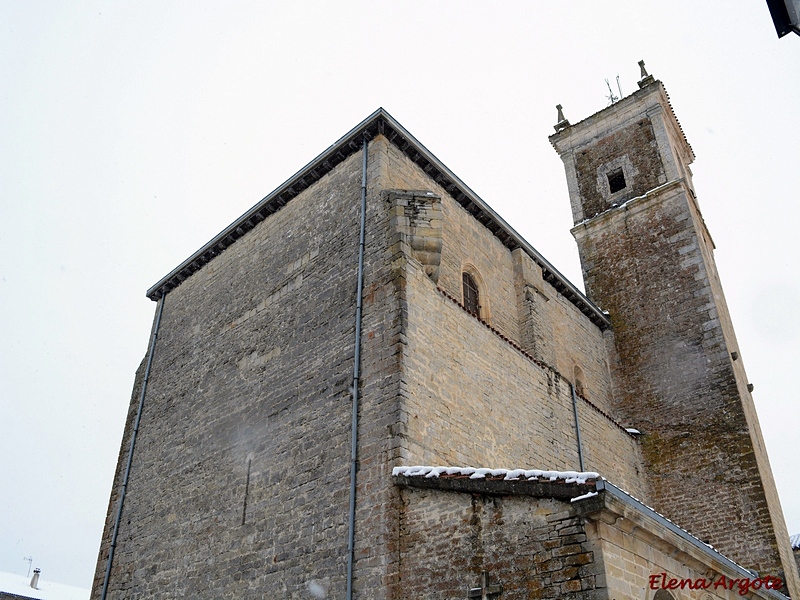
[616, 75, 623, 99]
[605, 78, 619, 105]
[23, 556, 33, 578]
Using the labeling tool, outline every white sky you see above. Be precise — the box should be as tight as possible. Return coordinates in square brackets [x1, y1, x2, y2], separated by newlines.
[1, 2, 798, 590]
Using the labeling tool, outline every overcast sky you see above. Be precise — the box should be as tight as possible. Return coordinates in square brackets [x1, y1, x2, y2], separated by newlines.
[1, 2, 798, 591]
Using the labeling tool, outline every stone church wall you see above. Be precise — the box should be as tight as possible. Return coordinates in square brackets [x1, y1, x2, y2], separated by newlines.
[375, 137, 618, 411]
[589, 518, 782, 600]
[92, 149, 396, 598]
[396, 476, 788, 600]
[400, 262, 645, 496]
[573, 118, 666, 221]
[371, 137, 646, 495]
[396, 485, 600, 599]
[577, 494, 788, 600]
[94, 101, 797, 599]
[435, 191, 616, 414]
[686, 187, 797, 591]
[94, 130, 669, 598]
[573, 183, 793, 584]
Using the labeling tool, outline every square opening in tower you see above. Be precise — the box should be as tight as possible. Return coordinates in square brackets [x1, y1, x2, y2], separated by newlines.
[607, 168, 626, 193]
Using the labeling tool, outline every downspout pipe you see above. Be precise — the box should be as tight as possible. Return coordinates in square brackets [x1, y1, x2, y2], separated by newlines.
[346, 135, 368, 600]
[101, 292, 166, 600]
[570, 383, 585, 472]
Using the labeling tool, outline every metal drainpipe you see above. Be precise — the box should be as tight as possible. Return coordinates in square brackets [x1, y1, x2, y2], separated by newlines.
[346, 135, 368, 600]
[570, 383, 585, 472]
[101, 291, 166, 600]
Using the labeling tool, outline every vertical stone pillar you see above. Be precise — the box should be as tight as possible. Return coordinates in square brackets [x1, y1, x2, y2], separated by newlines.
[512, 248, 554, 366]
[385, 190, 442, 283]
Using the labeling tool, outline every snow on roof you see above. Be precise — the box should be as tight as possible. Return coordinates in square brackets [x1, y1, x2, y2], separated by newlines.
[791, 533, 800, 549]
[392, 466, 600, 484]
[0, 572, 89, 600]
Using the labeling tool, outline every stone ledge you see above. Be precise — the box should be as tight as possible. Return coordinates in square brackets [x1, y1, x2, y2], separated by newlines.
[394, 472, 597, 500]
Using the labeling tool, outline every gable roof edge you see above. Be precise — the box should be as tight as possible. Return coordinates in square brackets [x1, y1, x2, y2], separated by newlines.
[145, 109, 610, 330]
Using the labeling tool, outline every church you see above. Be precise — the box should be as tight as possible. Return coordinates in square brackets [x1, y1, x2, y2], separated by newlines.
[92, 65, 799, 599]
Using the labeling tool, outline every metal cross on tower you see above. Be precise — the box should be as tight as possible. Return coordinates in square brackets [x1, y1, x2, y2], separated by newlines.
[468, 570, 503, 599]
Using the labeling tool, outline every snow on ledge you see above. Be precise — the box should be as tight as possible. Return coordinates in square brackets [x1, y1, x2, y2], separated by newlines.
[570, 491, 599, 502]
[392, 466, 600, 484]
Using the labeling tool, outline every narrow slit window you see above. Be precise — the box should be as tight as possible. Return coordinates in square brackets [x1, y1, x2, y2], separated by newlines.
[462, 272, 480, 316]
[607, 168, 626, 193]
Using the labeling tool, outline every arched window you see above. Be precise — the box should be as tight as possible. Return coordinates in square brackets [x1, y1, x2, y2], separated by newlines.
[653, 591, 676, 600]
[462, 272, 480, 317]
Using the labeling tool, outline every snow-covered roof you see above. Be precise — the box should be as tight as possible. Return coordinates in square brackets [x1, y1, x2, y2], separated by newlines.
[392, 465, 600, 484]
[0, 572, 89, 600]
[791, 533, 800, 549]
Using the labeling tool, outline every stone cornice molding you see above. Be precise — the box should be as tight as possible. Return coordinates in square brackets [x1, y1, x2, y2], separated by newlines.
[146, 109, 610, 330]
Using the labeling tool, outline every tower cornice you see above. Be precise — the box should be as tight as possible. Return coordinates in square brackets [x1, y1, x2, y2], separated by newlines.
[549, 80, 694, 166]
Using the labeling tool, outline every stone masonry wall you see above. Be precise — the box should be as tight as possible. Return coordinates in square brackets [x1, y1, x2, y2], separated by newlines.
[573, 119, 666, 221]
[369, 137, 646, 495]
[573, 183, 794, 591]
[589, 517, 783, 600]
[347, 138, 409, 600]
[94, 129, 665, 598]
[575, 492, 789, 600]
[400, 261, 645, 496]
[396, 485, 601, 599]
[92, 145, 403, 599]
[584, 506, 784, 600]
[375, 136, 619, 415]
[377, 137, 521, 342]
[687, 191, 799, 594]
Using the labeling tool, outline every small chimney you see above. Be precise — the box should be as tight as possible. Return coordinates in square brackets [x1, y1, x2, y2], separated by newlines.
[30, 568, 41, 589]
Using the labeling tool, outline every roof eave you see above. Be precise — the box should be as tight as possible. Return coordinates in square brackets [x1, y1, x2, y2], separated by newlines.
[145, 109, 610, 330]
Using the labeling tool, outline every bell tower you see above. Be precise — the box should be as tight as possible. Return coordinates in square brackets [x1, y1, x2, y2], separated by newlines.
[550, 63, 799, 594]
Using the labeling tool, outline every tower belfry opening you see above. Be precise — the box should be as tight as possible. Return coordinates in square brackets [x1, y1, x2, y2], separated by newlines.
[607, 167, 626, 193]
